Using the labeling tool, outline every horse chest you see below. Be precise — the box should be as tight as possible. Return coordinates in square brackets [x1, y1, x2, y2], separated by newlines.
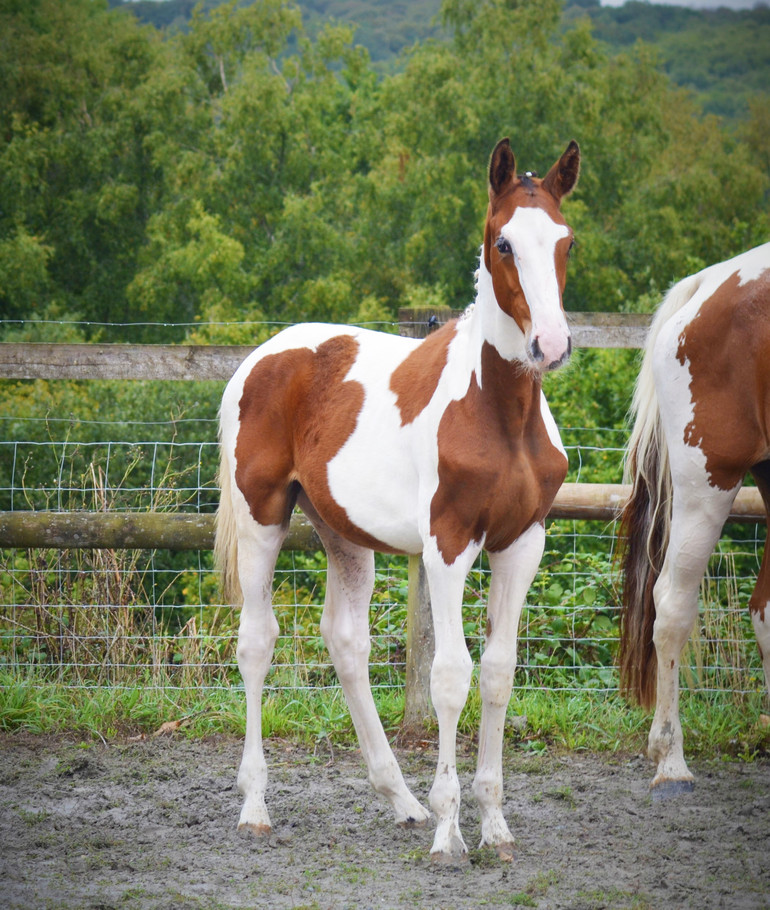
[429, 384, 567, 564]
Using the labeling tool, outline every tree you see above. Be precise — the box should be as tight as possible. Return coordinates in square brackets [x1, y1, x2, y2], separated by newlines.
[0, 0, 162, 336]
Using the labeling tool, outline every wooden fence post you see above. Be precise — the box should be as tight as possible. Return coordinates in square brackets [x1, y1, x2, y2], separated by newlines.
[403, 554, 435, 736]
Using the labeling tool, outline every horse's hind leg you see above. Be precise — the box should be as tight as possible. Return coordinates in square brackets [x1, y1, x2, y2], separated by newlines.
[648, 481, 737, 797]
[473, 523, 546, 860]
[748, 463, 770, 694]
[235, 521, 284, 835]
[299, 495, 430, 828]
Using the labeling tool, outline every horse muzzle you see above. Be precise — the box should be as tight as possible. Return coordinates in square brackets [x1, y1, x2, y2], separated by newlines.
[527, 331, 572, 372]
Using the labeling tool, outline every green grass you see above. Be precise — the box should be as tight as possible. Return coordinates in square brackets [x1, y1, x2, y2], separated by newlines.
[1, 670, 768, 761]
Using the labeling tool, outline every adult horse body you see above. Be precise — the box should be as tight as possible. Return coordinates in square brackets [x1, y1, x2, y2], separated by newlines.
[216, 138, 580, 861]
[620, 242, 770, 798]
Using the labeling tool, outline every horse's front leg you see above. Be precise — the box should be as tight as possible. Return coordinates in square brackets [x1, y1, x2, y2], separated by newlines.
[424, 544, 479, 863]
[473, 523, 546, 860]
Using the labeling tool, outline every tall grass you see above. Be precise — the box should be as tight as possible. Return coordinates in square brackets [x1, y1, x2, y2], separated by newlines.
[1, 670, 767, 761]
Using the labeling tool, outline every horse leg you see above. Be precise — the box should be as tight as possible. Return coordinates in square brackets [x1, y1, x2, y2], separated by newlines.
[472, 523, 546, 860]
[648, 484, 736, 798]
[299, 496, 430, 828]
[423, 546, 478, 863]
[235, 522, 284, 835]
[748, 464, 770, 694]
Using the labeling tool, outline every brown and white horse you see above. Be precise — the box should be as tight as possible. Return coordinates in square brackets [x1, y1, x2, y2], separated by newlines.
[619, 242, 770, 798]
[215, 137, 580, 861]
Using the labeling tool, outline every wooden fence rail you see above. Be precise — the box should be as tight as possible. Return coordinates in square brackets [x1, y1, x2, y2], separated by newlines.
[0, 312, 651, 382]
[0, 484, 764, 551]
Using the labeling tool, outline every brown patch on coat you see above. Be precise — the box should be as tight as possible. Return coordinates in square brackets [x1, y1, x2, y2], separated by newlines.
[234, 334, 394, 551]
[390, 321, 457, 425]
[676, 269, 770, 493]
[429, 342, 567, 565]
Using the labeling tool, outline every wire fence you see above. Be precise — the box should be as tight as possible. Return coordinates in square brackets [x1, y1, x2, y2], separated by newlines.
[1, 421, 766, 697]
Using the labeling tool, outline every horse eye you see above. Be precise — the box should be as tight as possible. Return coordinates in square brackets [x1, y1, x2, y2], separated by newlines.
[567, 238, 577, 259]
[496, 236, 512, 256]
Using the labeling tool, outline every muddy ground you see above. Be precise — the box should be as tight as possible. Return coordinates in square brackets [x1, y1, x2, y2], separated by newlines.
[1, 732, 768, 910]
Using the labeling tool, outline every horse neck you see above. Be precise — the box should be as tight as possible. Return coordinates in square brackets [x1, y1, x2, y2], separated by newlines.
[446, 260, 542, 422]
[464, 256, 531, 372]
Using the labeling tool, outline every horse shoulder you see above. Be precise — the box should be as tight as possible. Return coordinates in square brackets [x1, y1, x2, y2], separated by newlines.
[390, 320, 460, 426]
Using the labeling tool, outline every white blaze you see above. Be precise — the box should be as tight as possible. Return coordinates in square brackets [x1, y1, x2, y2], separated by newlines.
[502, 206, 570, 366]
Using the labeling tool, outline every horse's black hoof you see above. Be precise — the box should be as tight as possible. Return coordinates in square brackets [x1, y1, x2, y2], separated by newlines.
[650, 779, 695, 802]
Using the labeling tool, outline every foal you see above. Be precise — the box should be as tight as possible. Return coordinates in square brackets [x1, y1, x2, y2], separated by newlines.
[216, 137, 580, 861]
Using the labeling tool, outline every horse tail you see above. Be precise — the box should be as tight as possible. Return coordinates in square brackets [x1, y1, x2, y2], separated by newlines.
[214, 432, 243, 608]
[618, 271, 703, 709]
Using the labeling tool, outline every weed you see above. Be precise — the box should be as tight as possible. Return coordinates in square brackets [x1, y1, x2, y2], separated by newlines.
[17, 807, 50, 825]
[544, 784, 577, 808]
[575, 887, 654, 909]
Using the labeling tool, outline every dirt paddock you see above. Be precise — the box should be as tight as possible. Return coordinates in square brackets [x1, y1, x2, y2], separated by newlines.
[1, 732, 768, 909]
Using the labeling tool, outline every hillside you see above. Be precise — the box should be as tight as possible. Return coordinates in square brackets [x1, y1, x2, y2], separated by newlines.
[568, 0, 770, 120]
[115, 0, 769, 122]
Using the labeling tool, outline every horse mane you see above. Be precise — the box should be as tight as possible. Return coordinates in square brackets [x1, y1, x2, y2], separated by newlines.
[618, 270, 704, 708]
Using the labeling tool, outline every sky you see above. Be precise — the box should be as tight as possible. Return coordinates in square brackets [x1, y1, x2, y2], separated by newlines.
[600, 0, 763, 8]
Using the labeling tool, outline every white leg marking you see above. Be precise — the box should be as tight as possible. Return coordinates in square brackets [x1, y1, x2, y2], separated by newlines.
[473, 523, 546, 858]
[423, 542, 480, 861]
[649, 485, 736, 790]
[318, 530, 430, 827]
[751, 605, 770, 695]
[236, 522, 284, 834]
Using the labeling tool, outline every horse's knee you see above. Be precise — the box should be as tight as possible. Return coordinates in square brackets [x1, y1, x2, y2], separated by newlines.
[431, 646, 472, 714]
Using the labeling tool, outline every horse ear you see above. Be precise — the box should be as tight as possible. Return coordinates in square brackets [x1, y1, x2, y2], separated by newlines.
[488, 138, 516, 199]
[542, 140, 580, 203]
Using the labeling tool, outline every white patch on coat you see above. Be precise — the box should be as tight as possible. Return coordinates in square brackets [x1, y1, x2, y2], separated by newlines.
[325, 330, 425, 552]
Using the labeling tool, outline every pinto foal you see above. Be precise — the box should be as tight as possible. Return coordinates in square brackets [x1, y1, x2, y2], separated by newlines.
[216, 137, 580, 861]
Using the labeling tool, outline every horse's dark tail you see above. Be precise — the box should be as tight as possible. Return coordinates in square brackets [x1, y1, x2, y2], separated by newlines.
[618, 415, 669, 710]
[618, 273, 700, 709]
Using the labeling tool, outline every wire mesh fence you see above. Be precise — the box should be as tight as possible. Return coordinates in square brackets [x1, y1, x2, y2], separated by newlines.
[0, 423, 766, 696]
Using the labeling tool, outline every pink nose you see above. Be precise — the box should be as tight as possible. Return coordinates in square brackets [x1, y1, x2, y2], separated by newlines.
[528, 330, 572, 370]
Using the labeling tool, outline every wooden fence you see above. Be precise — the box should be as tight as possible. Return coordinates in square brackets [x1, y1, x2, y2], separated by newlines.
[0, 310, 651, 381]
[1, 313, 765, 721]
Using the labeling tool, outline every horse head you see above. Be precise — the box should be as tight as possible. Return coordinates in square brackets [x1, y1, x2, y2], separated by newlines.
[483, 137, 580, 372]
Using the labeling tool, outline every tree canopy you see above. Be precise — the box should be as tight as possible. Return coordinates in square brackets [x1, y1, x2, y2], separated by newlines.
[1, 0, 768, 345]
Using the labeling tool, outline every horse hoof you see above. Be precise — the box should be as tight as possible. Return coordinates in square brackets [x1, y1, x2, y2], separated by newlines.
[650, 779, 695, 802]
[430, 848, 469, 867]
[237, 821, 272, 838]
[494, 841, 515, 863]
[397, 815, 429, 830]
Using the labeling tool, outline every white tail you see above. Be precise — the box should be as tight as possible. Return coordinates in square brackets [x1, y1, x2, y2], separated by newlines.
[214, 441, 243, 607]
[624, 269, 706, 562]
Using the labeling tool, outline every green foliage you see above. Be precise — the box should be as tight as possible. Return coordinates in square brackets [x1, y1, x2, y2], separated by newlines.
[2, 669, 768, 759]
[570, 1, 770, 123]
[2, 0, 768, 344]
